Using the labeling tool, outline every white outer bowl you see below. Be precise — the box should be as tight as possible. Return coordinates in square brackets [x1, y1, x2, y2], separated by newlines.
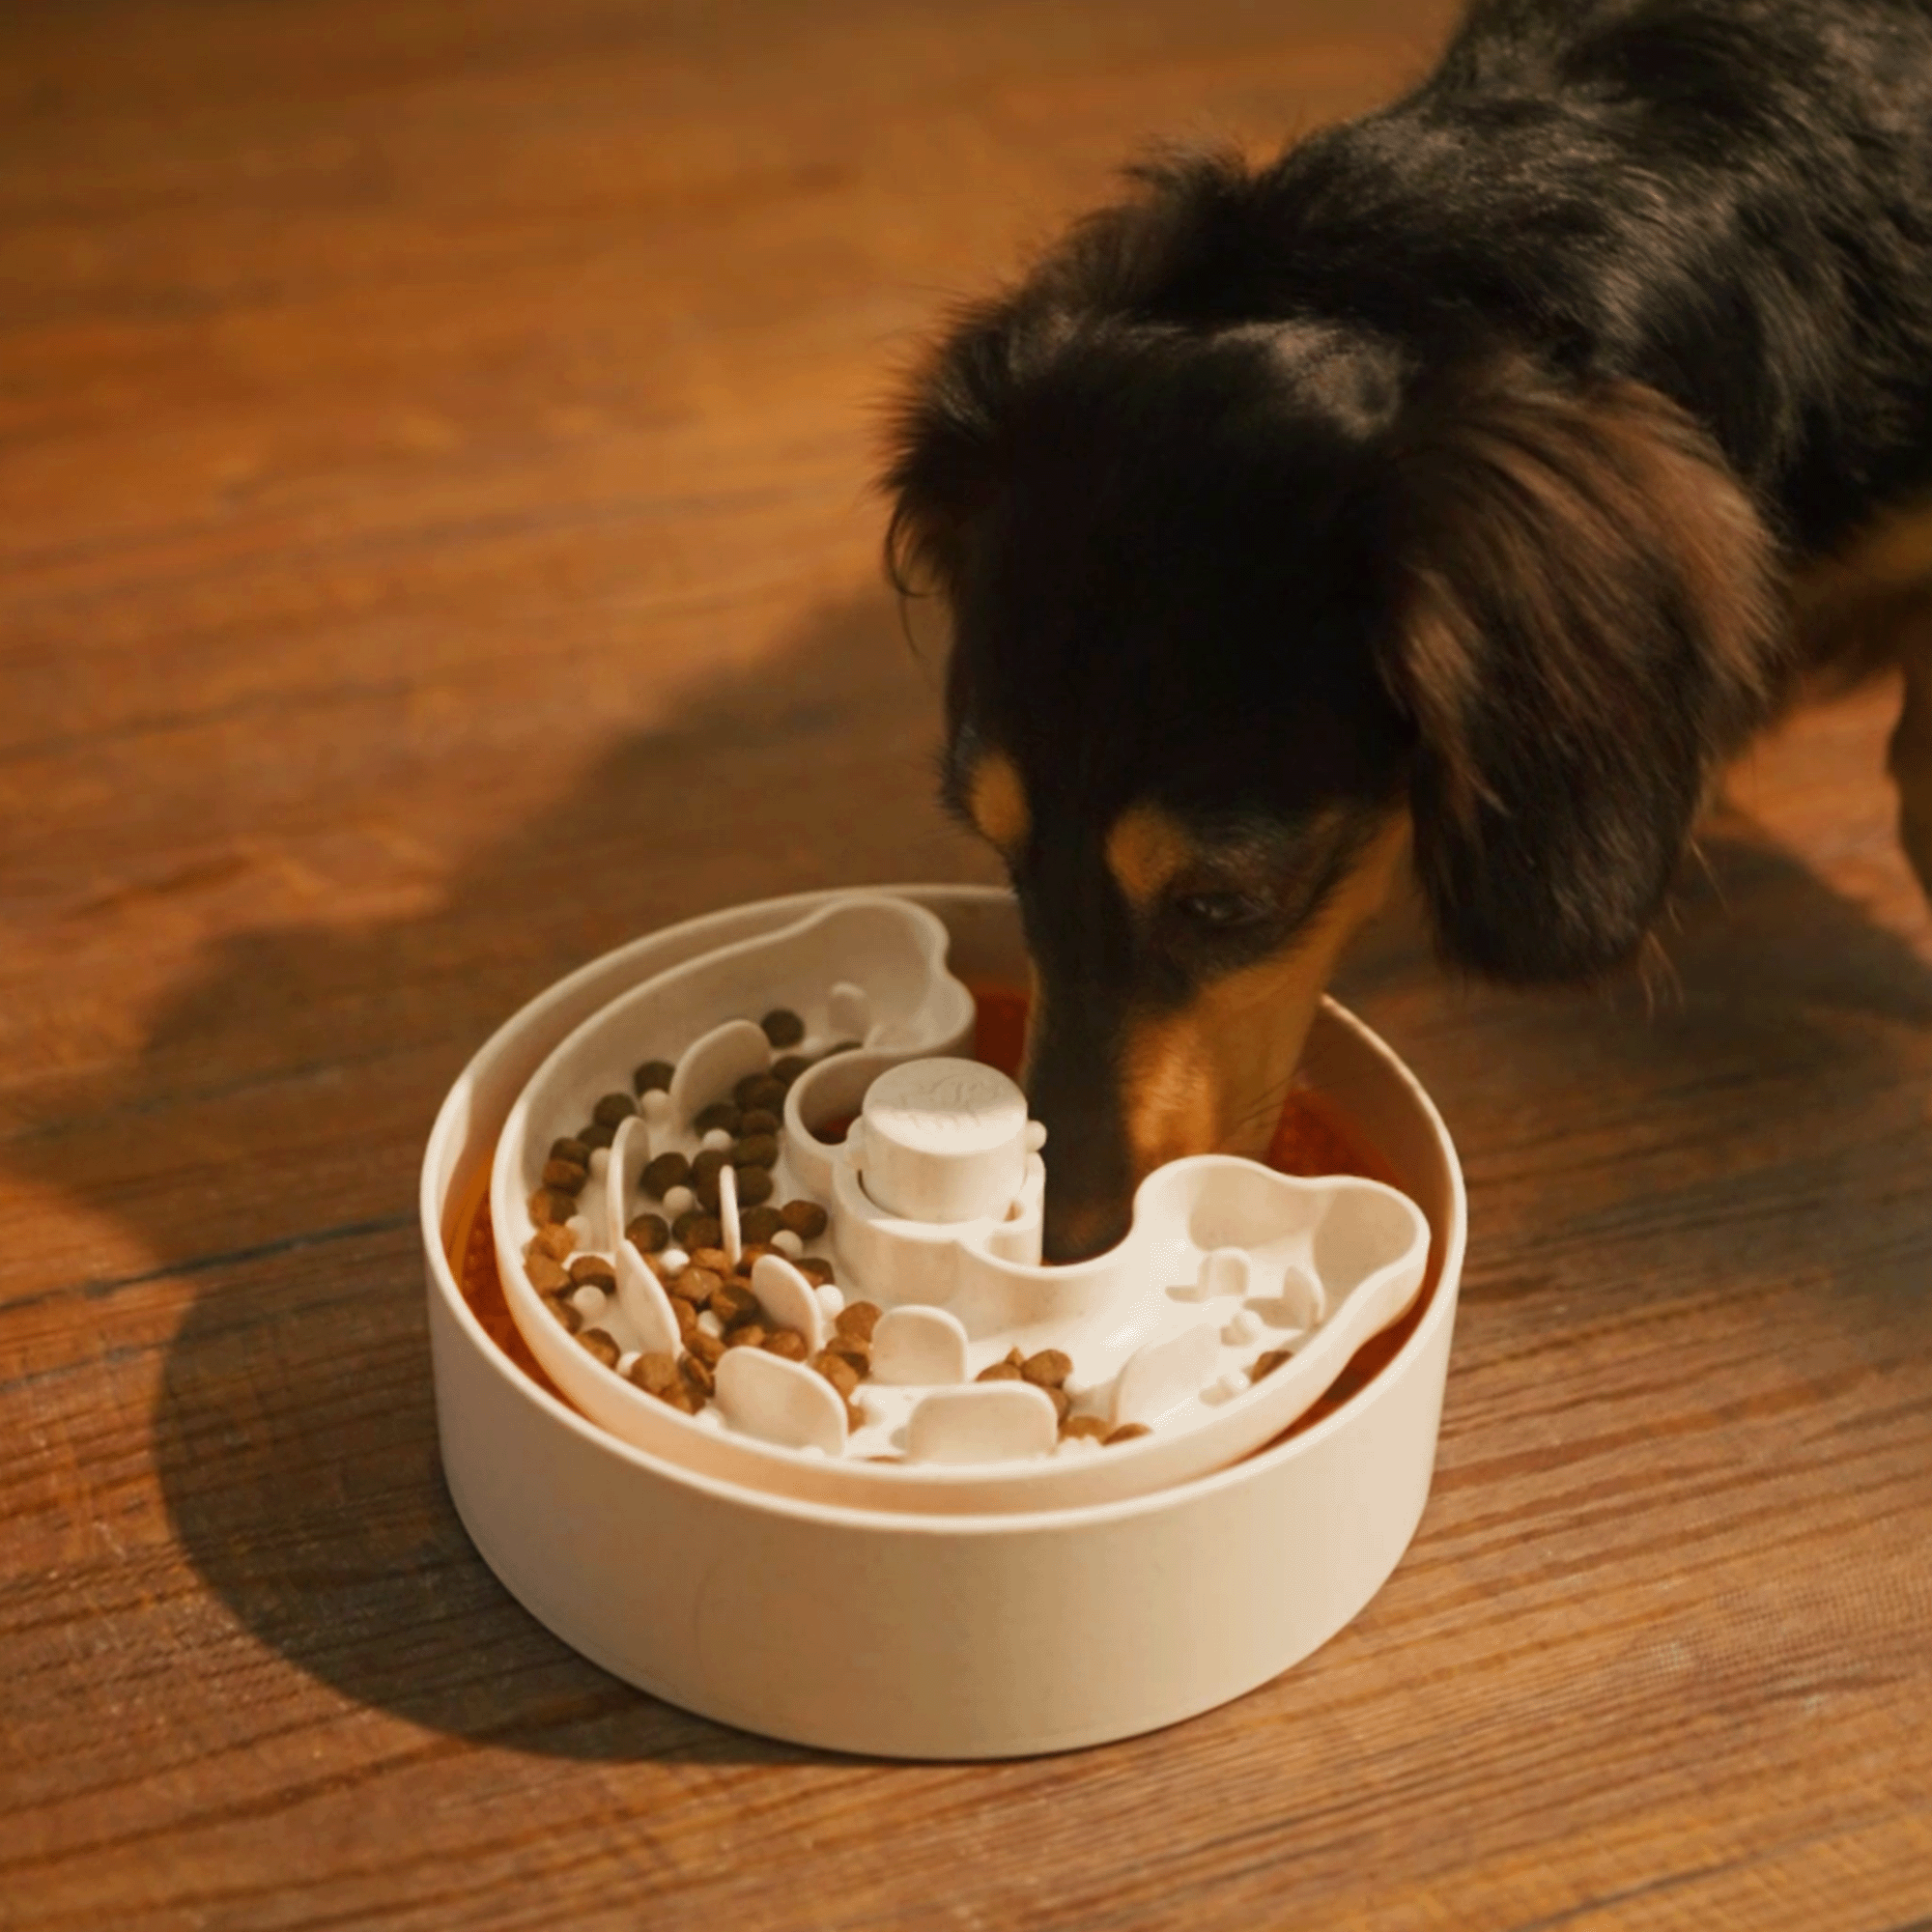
[420, 886, 1466, 1759]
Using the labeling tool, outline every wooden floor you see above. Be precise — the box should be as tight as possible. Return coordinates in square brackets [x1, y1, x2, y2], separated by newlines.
[4, 1, 1929, 1924]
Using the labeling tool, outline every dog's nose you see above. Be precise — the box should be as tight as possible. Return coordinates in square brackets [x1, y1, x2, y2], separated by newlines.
[1040, 1194, 1132, 1264]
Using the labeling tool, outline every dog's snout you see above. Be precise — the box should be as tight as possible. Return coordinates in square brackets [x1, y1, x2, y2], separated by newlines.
[1040, 1191, 1132, 1264]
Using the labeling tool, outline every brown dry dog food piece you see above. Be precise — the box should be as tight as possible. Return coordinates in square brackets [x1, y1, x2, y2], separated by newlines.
[528, 1187, 576, 1228]
[760, 1008, 806, 1048]
[695, 1100, 742, 1136]
[626, 1212, 670, 1253]
[977, 1361, 1024, 1383]
[591, 1093, 636, 1128]
[669, 1295, 698, 1342]
[541, 1289, 583, 1334]
[549, 1136, 593, 1167]
[686, 1245, 732, 1276]
[526, 1254, 570, 1294]
[686, 1328, 724, 1369]
[764, 1328, 810, 1362]
[811, 1351, 860, 1399]
[690, 1147, 727, 1188]
[724, 1322, 768, 1351]
[780, 1199, 829, 1240]
[1021, 1350, 1073, 1390]
[835, 1300, 880, 1342]
[824, 1336, 870, 1378]
[672, 1211, 722, 1248]
[735, 1073, 788, 1114]
[568, 1255, 617, 1292]
[1104, 1423, 1151, 1446]
[577, 1120, 617, 1151]
[734, 1166, 775, 1208]
[1251, 1350, 1293, 1382]
[772, 1053, 813, 1083]
[732, 1132, 780, 1171]
[641, 1151, 690, 1198]
[739, 1205, 785, 1245]
[633, 1059, 675, 1096]
[527, 1223, 576, 1262]
[845, 1402, 868, 1435]
[678, 1266, 724, 1310]
[541, 1156, 588, 1194]
[679, 1352, 716, 1398]
[710, 1278, 758, 1327]
[627, 1351, 680, 1395]
[795, 1257, 836, 1289]
[739, 1108, 781, 1137]
[733, 1242, 776, 1277]
[1060, 1415, 1110, 1442]
[578, 1327, 620, 1368]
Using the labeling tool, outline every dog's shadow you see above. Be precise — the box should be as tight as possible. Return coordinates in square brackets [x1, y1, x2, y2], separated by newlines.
[14, 591, 1932, 1760]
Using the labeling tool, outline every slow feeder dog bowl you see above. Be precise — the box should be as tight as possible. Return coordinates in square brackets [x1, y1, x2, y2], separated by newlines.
[422, 885, 1465, 1757]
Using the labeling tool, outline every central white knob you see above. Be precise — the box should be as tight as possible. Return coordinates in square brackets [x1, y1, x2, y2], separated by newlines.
[859, 1057, 1035, 1224]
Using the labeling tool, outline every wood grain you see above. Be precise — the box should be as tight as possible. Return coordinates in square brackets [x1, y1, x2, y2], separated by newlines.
[3, 1, 1929, 1926]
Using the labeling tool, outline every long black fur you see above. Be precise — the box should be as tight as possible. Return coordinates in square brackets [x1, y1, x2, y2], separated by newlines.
[886, 0, 1932, 1252]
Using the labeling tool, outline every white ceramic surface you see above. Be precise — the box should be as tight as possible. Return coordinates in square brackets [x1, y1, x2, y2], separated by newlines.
[421, 885, 1466, 1758]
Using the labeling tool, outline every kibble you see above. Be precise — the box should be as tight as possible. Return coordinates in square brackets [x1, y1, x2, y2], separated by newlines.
[760, 1008, 806, 1048]
[835, 1300, 880, 1342]
[550, 1136, 593, 1167]
[734, 1165, 774, 1207]
[735, 1074, 788, 1114]
[672, 1210, 722, 1248]
[578, 1327, 620, 1368]
[780, 1199, 829, 1240]
[686, 1245, 732, 1276]
[1251, 1350, 1293, 1382]
[669, 1295, 698, 1341]
[541, 1290, 582, 1334]
[578, 1120, 617, 1151]
[528, 1186, 575, 1227]
[734, 1242, 776, 1277]
[568, 1255, 617, 1292]
[526, 1253, 570, 1294]
[695, 1100, 742, 1136]
[710, 1278, 758, 1328]
[627, 1351, 680, 1395]
[527, 1223, 576, 1262]
[811, 1351, 860, 1399]
[795, 1257, 836, 1289]
[541, 1155, 588, 1193]
[739, 1205, 785, 1245]
[626, 1212, 670, 1253]
[591, 1093, 636, 1128]
[680, 1352, 716, 1398]
[641, 1151, 690, 1197]
[724, 1322, 768, 1351]
[1060, 1415, 1110, 1442]
[633, 1059, 675, 1096]
[772, 1053, 813, 1084]
[977, 1361, 1024, 1383]
[678, 1266, 725, 1310]
[686, 1328, 724, 1369]
[1021, 1349, 1072, 1390]
[732, 1132, 780, 1170]
[824, 1336, 871, 1377]
[1104, 1423, 1151, 1446]
[764, 1328, 810, 1361]
[739, 1108, 781, 1137]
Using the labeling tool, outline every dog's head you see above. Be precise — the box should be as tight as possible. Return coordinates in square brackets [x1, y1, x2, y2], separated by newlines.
[886, 159, 1786, 1260]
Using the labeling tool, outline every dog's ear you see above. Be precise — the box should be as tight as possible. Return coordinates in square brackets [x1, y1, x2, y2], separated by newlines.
[1377, 356, 1788, 981]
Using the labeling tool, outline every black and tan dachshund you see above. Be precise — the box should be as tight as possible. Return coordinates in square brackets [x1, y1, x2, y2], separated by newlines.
[884, 0, 1932, 1260]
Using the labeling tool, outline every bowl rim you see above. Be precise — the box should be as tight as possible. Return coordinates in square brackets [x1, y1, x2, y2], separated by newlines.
[420, 882, 1466, 1538]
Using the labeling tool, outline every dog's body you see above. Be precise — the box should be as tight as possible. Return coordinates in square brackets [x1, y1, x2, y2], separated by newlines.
[886, 0, 1932, 1259]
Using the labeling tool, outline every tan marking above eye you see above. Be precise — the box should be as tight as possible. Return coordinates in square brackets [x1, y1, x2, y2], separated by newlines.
[1104, 803, 1197, 912]
[966, 751, 1031, 855]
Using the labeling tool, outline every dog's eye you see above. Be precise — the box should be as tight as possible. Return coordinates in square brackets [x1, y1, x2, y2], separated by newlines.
[1174, 891, 1268, 930]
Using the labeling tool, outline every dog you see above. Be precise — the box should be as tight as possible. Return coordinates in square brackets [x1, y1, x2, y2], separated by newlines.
[883, 0, 1932, 1262]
